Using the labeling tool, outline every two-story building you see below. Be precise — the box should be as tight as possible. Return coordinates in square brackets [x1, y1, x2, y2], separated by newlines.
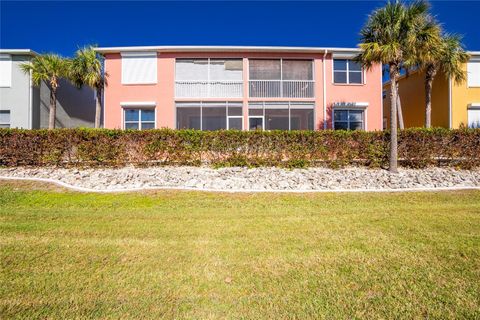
[0, 49, 96, 129]
[383, 51, 480, 129]
[96, 46, 383, 131]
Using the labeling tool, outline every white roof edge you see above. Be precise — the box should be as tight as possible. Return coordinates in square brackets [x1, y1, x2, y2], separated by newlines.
[0, 49, 38, 56]
[469, 51, 480, 56]
[94, 45, 360, 54]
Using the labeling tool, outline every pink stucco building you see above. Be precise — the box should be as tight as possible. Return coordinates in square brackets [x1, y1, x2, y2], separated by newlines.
[96, 46, 383, 131]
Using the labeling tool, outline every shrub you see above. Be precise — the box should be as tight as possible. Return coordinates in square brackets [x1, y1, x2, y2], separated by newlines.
[0, 128, 478, 168]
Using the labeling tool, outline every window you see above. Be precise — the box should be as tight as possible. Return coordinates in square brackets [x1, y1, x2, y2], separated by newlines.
[121, 52, 157, 84]
[175, 59, 243, 98]
[468, 107, 480, 128]
[0, 54, 12, 87]
[123, 109, 155, 130]
[333, 109, 364, 130]
[248, 102, 314, 130]
[467, 61, 480, 87]
[0, 110, 11, 128]
[176, 102, 243, 130]
[333, 59, 363, 84]
[249, 59, 314, 98]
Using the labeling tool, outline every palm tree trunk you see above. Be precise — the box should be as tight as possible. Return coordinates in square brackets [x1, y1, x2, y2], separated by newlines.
[49, 87, 57, 129]
[425, 65, 437, 128]
[389, 65, 399, 173]
[95, 88, 102, 128]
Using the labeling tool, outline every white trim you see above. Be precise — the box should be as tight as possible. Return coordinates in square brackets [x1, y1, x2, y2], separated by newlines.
[332, 102, 369, 108]
[448, 78, 452, 129]
[96, 45, 362, 54]
[28, 68, 33, 129]
[468, 103, 480, 108]
[120, 101, 156, 107]
[380, 63, 383, 130]
[0, 49, 37, 55]
[323, 50, 327, 130]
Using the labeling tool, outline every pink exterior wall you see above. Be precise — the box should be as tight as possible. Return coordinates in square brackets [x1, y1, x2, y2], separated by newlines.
[103, 51, 382, 131]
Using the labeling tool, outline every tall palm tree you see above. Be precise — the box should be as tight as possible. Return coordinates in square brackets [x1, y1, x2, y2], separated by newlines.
[357, 0, 430, 172]
[69, 45, 107, 128]
[419, 34, 469, 127]
[20, 54, 69, 129]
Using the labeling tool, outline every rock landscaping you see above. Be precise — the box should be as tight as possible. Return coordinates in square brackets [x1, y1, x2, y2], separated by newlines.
[1, 167, 479, 192]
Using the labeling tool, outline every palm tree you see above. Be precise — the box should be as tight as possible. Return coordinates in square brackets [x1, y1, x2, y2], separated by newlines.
[419, 34, 469, 127]
[20, 54, 69, 129]
[357, 0, 430, 172]
[69, 45, 107, 128]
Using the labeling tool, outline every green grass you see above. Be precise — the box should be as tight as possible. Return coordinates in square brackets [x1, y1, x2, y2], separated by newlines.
[1, 181, 479, 319]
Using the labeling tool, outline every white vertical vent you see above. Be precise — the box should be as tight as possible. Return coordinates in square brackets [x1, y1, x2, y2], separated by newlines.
[0, 54, 12, 87]
[121, 52, 157, 84]
[467, 61, 480, 87]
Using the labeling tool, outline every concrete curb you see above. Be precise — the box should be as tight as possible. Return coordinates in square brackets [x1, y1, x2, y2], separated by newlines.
[1, 175, 480, 194]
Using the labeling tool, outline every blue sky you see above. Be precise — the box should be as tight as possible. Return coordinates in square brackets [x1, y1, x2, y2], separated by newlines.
[1, 1, 479, 57]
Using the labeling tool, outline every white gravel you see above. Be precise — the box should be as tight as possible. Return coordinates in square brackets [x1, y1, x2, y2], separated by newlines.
[1, 166, 479, 192]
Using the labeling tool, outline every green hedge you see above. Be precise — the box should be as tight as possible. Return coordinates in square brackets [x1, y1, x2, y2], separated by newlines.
[0, 128, 479, 168]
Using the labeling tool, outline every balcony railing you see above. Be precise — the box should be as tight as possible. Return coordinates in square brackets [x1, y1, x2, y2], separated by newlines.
[175, 81, 243, 98]
[249, 80, 314, 98]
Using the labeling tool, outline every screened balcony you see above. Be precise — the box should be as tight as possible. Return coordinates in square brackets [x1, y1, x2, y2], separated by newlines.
[175, 59, 243, 98]
[249, 59, 314, 98]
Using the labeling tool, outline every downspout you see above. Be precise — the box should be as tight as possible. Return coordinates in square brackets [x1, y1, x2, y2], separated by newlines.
[323, 49, 328, 129]
[448, 77, 452, 128]
[29, 69, 33, 129]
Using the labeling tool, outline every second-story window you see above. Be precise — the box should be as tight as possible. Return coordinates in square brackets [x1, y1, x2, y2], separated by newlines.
[175, 59, 243, 98]
[0, 54, 12, 87]
[249, 59, 314, 98]
[333, 59, 363, 84]
[121, 52, 157, 85]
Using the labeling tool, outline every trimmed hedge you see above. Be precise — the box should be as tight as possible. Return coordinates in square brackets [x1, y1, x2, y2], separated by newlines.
[0, 128, 479, 168]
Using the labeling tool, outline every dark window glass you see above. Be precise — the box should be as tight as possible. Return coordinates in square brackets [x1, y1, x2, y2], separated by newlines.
[125, 109, 139, 121]
[349, 72, 362, 84]
[125, 122, 139, 130]
[334, 71, 347, 84]
[228, 117, 243, 130]
[202, 107, 227, 131]
[290, 109, 314, 130]
[141, 110, 155, 121]
[177, 107, 201, 129]
[265, 108, 289, 130]
[249, 117, 263, 130]
[333, 59, 347, 71]
[228, 106, 243, 116]
[349, 61, 362, 71]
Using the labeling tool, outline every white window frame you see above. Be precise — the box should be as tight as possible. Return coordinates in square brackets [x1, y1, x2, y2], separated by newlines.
[122, 107, 156, 130]
[175, 101, 244, 131]
[467, 60, 480, 88]
[248, 101, 315, 131]
[467, 104, 480, 128]
[121, 52, 157, 85]
[332, 59, 364, 85]
[332, 108, 366, 130]
[0, 110, 11, 128]
[0, 54, 12, 88]
[248, 116, 265, 131]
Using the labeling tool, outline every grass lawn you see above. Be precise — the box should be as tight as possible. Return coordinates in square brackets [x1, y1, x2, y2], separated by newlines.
[1, 181, 479, 319]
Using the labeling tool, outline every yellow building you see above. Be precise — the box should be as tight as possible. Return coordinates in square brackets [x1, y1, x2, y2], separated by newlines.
[383, 52, 480, 129]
